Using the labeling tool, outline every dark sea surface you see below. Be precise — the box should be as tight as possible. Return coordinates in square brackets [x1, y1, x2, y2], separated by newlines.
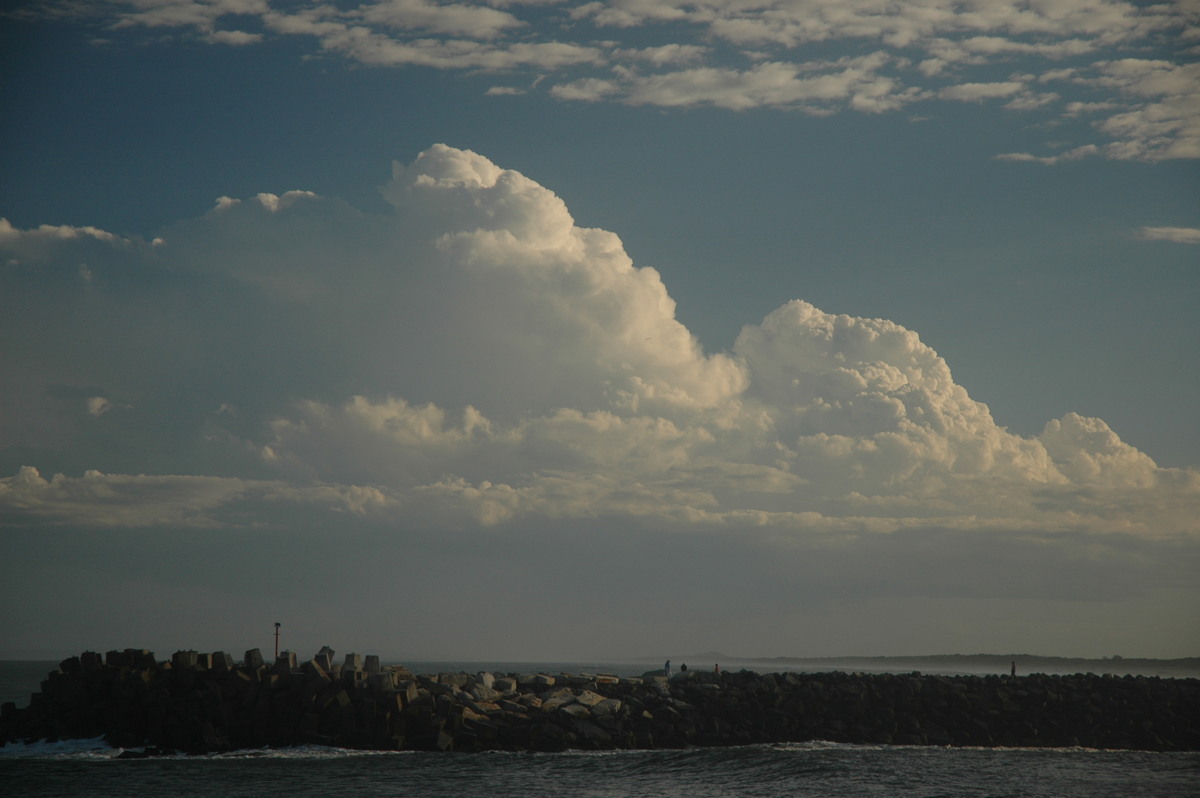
[3, 661, 1197, 797]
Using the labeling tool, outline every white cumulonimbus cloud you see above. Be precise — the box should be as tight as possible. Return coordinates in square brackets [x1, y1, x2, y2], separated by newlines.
[1, 144, 1196, 544]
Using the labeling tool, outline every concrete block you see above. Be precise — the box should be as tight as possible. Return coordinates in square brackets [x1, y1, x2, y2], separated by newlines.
[275, 651, 297, 674]
[344, 653, 363, 672]
[212, 652, 234, 672]
[365, 655, 381, 675]
[244, 649, 265, 670]
[472, 685, 501, 703]
[172, 651, 199, 670]
[399, 680, 419, 707]
[574, 690, 605, 708]
[439, 673, 473, 690]
[560, 703, 592, 718]
[591, 698, 622, 717]
[303, 659, 332, 683]
[541, 693, 575, 711]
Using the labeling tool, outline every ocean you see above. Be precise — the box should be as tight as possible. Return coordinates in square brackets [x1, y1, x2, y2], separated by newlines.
[3, 661, 1197, 797]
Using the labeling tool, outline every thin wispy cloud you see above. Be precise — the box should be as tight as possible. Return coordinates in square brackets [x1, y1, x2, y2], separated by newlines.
[1140, 225, 1200, 244]
[15, 0, 1198, 162]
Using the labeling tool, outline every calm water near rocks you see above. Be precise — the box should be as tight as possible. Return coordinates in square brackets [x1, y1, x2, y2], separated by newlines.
[3, 660, 1196, 797]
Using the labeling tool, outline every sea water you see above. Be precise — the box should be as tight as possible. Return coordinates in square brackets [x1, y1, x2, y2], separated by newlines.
[2, 661, 1196, 797]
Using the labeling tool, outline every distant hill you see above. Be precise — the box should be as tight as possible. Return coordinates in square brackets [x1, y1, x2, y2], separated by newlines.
[678, 653, 1200, 678]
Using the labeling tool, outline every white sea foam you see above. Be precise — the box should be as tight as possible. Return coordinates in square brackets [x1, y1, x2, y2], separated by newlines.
[209, 745, 413, 760]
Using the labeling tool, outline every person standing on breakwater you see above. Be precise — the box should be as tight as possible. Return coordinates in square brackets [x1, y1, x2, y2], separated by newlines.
[665, 660, 671, 677]
[681, 663, 688, 672]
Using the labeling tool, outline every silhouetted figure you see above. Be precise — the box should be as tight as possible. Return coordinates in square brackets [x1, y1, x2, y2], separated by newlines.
[715, 663, 720, 674]
[681, 663, 688, 672]
[664, 660, 671, 677]
[1011, 660, 1016, 677]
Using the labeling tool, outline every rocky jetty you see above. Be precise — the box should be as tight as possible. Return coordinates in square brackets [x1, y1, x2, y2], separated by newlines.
[2, 649, 1197, 754]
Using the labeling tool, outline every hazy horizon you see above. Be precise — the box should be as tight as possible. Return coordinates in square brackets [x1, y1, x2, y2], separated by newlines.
[3, 647, 1197, 666]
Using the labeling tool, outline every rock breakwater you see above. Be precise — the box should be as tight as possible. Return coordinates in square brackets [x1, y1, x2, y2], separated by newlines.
[3, 649, 1197, 754]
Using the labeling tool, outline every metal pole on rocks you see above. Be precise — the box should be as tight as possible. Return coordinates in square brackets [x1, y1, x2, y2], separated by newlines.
[274, 622, 281, 659]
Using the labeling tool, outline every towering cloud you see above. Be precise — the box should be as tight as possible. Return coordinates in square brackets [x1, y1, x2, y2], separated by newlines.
[2, 145, 1194, 548]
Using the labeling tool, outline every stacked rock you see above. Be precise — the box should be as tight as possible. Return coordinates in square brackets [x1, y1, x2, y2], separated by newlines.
[2, 651, 1197, 754]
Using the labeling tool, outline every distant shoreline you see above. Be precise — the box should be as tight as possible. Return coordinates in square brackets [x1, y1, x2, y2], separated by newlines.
[669, 654, 1200, 679]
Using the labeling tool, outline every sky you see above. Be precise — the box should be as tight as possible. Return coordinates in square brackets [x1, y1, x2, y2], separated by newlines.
[1, 0, 1198, 664]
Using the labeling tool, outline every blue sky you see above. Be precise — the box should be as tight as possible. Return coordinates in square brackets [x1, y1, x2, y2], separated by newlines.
[1, 0, 1197, 662]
